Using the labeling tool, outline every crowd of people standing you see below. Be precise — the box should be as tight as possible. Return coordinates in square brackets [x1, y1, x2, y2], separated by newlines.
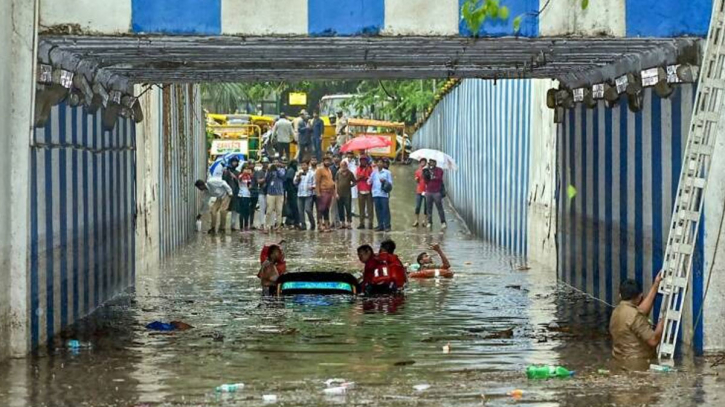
[196, 151, 397, 234]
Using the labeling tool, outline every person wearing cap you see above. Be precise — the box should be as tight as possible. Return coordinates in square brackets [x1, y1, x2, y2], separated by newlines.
[272, 112, 294, 160]
[355, 155, 374, 229]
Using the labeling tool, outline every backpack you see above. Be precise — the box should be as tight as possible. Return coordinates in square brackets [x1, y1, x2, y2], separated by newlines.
[381, 179, 393, 193]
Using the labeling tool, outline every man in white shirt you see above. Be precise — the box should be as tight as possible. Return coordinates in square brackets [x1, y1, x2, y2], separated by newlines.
[196, 178, 233, 235]
[272, 113, 295, 160]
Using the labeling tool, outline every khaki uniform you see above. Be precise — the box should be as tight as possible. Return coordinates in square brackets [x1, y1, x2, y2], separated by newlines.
[609, 300, 657, 360]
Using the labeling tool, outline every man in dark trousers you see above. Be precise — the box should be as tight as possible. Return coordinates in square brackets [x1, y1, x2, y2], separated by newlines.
[312, 111, 325, 162]
[423, 159, 447, 230]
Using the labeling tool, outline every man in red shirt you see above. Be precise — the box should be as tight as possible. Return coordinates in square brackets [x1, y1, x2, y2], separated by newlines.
[355, 156, 374, 229]
[424, 158, 447, 230]
[413, 158, 428, 227]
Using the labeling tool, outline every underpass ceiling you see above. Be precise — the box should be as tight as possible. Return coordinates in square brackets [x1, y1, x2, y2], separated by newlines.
[39, 36, 700, 86]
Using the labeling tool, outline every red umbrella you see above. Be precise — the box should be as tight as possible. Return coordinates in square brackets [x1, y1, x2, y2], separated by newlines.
[340, 135, 392, 152]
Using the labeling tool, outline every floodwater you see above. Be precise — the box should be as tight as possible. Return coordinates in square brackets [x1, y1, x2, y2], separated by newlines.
[1, 166, 724, 407]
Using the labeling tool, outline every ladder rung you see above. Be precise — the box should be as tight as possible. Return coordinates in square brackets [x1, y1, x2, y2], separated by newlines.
[665, 310, 682, 321]
[683, 177, 707, 189]
[662, 275, 688, 289]
[689, 143, 714, 156]
[659, 343, 676, 356]
[677, 210, 701, 222]
[701, 78, 725, 91]
[696, 111, 721, 124]
[672, 242, 694, 255]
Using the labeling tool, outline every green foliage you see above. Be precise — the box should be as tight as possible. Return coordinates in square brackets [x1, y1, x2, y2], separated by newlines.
[513, 15, 522, 33]
[345, 80, 444, 124]
[581, 0, 589, 10]
[461, 0, 511, 36]
[201, 80, 444, 125]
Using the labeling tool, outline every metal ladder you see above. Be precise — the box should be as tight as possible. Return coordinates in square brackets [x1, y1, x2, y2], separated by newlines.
[657, 0, 725, 363]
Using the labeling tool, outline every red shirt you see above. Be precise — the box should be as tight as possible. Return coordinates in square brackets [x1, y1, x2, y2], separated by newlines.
[260, 245, 287, 274]
[425, 167, 444, 194]
[362, 256, 381, 285]
[356, 166, 373, 193]
[378, 252, 407, 287]
[415, 168, 426, 194]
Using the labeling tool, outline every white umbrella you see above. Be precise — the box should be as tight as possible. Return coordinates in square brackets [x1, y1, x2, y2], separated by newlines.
[409, 149, 458, 170]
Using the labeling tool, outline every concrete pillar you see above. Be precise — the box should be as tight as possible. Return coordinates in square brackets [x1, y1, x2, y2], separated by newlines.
[527, 79, 558, 269]
[0, 0, 38, 359]
[134, 85, 161, 283]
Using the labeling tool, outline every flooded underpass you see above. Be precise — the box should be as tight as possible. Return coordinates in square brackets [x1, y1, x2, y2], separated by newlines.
[1, 166, 724, 407]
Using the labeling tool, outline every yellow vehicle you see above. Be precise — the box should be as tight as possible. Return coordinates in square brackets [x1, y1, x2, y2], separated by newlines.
[344, 118, 409, 161]
[206, 113, 275, 161]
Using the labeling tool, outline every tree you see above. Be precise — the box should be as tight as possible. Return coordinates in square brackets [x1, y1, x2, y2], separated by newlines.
[346, 80, 443, 124]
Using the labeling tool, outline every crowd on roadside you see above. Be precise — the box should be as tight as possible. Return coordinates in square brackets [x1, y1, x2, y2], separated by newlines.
[196, 151, 396, 233]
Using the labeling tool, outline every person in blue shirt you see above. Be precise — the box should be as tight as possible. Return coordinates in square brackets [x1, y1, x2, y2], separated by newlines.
[265, 159, 287, 232]
[368, 158, 393, 231]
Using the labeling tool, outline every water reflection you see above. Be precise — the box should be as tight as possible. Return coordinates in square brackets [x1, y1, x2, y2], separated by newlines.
[0, 166, 721, 406]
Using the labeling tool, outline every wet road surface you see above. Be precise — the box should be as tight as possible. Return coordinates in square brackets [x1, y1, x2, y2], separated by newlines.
[1, 166, 724, 406]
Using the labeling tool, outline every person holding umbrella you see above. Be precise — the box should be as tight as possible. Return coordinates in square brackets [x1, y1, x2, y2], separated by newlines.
[423, 158, 447, 230]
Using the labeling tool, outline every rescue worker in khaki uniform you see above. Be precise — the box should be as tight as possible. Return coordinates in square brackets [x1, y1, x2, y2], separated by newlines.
[609, 272, 665, 362]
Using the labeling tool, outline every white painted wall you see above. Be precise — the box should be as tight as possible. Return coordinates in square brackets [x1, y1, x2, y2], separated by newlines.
[539, 0, 626, 37]
[527, 79, 558, 269]
[0, 0, 37, 360]
[135, 86, 161, 281]
[221, 0, 308, 35]
[382, 0, 459, 36]
[39, 0, 131, 33]
[703, 121, 725, 352]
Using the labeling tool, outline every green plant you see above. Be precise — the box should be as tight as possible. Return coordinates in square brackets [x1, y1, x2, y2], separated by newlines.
[461, 0, 510, 35]
[462, 0, 592, 35]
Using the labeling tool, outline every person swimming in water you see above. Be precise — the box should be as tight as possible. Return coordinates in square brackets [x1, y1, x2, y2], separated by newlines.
[409, 243, 454, 279]
[258, 244, 283, 295]
[357, 241, 406, 296]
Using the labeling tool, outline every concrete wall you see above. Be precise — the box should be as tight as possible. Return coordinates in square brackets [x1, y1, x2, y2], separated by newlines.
[413, 79, 557, 264]
[30, 103, 136, 349]
[0, 0, 37, 359]
[135, 83, 205, 275]
[38, 0, 711, 37]
[157, 84, 206, 258]
[527, 80, 558, 267]
[557, 86, 707, 352]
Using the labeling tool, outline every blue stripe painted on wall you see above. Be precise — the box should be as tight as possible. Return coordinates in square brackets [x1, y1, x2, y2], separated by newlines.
[634, 110, 644, 287]
[459, 0, 539, 37]
[44, 120, 55, 345]
[413, 79, 530, 255]
[592, 107, 600, 299]
[309, 0, 384, 36]
[558, 85, 704, 351]
[625, 0, 711, 37]
[132, 0, 221, 35]
[59, 111, 69, 330]
[30, 102, 136, 349]
[30, 149, 39, 348]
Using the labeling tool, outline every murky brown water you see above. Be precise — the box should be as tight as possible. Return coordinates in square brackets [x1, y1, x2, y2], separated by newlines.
[1, 166, 724, 406]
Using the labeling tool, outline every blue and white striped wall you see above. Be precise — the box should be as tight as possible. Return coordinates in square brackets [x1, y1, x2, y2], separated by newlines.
[557, 85, 706, 353]
[40, 0, 710, 37]
[414, 79, 533, 256]
[30, 103, 136, 349]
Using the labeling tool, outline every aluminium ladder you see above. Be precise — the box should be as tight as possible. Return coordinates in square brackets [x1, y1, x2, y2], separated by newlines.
[657, 0, 725, 363]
